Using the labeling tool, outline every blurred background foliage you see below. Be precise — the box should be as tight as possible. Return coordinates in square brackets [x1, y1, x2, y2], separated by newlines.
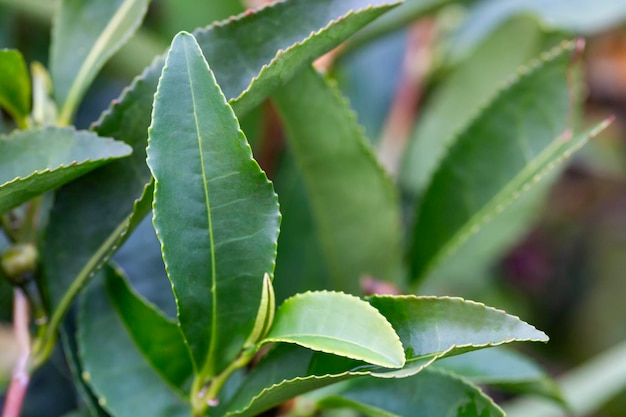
[2, 0, 626, 416]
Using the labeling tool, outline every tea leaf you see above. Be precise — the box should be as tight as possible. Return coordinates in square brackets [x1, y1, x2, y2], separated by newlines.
[0, 127, 130, 214]
[263, 291, 404, 368]
[78, 267, 190, 417]
[147, 32, 280, 376]
[51, 0, 150, 123]
[273, 66, 403, 293]
[0, 49, 30, 126]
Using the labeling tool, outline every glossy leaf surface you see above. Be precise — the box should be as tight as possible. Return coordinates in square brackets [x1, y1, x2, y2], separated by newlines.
[78, 267, 190, 417]
[50, 0, 150, 123]
[0, 49, 30, 123]
[410, 41, 590, 281]
[147, 32, 280, 376]
[105, 263, 192, 391]
[367, 295, 548, 377]
[0, 127, 130, 213]
[264, 291, 404, 368]
[318, 368, 504, 417]
[274, 67, 403, 292]
[43, 0, 400, 350]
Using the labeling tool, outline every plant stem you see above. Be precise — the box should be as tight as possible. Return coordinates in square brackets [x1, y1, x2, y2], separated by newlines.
[190, 347, 257, 417]
[1, 290, 32, 417]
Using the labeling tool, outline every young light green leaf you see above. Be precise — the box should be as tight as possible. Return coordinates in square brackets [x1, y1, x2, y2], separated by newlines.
[263, 291, 405, 369]
[409, 41, 608, 282]
[317, 368, 505, 417]
[0, 49, 30, 126]
[42, 0, 401, 357]
[244, 273, 275, 349]
[0, 127, 131, 213]
[104, 263, 193, 392]
[147, 32, 280, 377]
[78, 267, 190, 417]
[367, 295, 548, 377]
[273, 66, 403, 293]
[50, 0, 150, 124]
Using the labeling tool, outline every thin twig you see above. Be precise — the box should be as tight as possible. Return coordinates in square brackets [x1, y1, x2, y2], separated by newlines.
[2, 290, 31, 417]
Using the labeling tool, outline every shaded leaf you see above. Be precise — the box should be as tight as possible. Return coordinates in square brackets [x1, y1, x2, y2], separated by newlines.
[217, 345, 369, 417]
[400, 15, 545, 195]
[42, 0, 401, 356]
[409, 41, 606, 281]
[0, 49, 30, 124]
[0, 127, 131, 214]
[78, 266, 190, 417]
[273, 66, 403, 293]
[434, 347, 565, 404]
[263, 291, 404, 368]
[367, 295, 548, 377]
[318, 368, 504, 417]
[105, 263, 193, 391]
[51, 0, 150, 123]
[147, 32, 280, 376]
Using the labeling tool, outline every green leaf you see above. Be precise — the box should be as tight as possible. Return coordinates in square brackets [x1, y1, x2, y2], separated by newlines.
[409, 41, 606, 282]
[78, 266, 190, 417]
[317, 368, 505, 417]
[504, 340, 626, 417]
[400, 15, 545, 195]
[263, 291, 405, 368]
[105, 263, 193, 391]
[273, 66, 403, 293]
[0, 127, 131, 214]
[0, 49, 30, 125]
[217, 345, 369, 417]
[367, 295, 548, 377]
[42, 0, 401, 356]
[434, 347, 565, 404]
[51, 0, 150, 124]
[147, 32, 280, 377]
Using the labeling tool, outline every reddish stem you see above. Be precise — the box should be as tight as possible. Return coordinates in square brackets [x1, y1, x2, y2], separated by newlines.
[2, 290, 31, 417]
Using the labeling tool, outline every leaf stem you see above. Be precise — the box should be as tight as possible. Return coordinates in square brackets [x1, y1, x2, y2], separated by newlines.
[1, 290, 33, 417]
[190, 347, 257, 417]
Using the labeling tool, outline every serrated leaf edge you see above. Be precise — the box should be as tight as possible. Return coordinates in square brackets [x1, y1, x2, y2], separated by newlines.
[264, 290, 405, 368]
[0, 127, 131, 189]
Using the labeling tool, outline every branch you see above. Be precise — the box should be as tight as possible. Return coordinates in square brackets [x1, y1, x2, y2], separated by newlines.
[1, 290, 32, 417]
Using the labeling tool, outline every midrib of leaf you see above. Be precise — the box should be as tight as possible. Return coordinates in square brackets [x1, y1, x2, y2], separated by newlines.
[416, 122, 608, 281]
[182, 42, 219, 377]
[58, 0, 140, 124]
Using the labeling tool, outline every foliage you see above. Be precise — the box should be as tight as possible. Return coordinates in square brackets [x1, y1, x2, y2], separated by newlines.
[0, 1, 624, 417]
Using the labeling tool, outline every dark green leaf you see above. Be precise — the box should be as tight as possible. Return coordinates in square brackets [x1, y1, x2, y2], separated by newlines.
[409, 41, 606, 281]
[318, 368, 504, 417]
[0, 49, 30, 124]
[263, 291, 404, 368]
[51, 0, 150, 123]
[217, 345, 369, 417]
[0, 127, 131, 213]
[273, 66, 403, 293]
[78, 266, 190, 417]
[147, 32, 280, 376]
[42, 0, 401, 355]
[368, 295, 548, 377]
[105, 263, 193, 391]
